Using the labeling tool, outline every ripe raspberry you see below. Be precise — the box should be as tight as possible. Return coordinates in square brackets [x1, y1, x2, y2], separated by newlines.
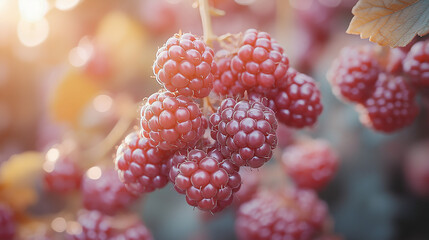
[209, 98, 278, 168]
[265, 69, 323, 128]
[403, 40, 429, 86]
[213, 50, 245, 97]
[281, 139, 339, 191]
[233, 169, 260, 206]
[385, 48, 407, 74]
[0, 204, 15, 240]
[140, 91, 207, 151]
[115, 131, 170, 194]
[404, 140, 429, 197]
[231, 29, 289, 90]
[153, 33, 216, 98]
[358, 73, 418, 132]
[327, 45, 380, 103]
[43, 158, 82, 193]
[69, 210, 114, 240]
[82, 168, 138, 215]
[235, 188, 328, 240]
[173, 149, 241, 212]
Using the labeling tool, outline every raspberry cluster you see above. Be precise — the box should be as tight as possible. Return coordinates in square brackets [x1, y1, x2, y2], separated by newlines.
[115, 29, 324, 213]
[327, 41, 426, 133]
[281, 139, 339, 191]
[235, 188, 330, 240]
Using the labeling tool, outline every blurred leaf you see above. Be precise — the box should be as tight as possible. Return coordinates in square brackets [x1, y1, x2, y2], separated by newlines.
[50, 70, 100, 126]
[0, 152, 44, 211]
[347, 0, 429, 47]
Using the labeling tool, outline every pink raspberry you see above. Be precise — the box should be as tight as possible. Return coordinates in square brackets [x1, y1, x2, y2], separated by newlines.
[404, 140, 429, 197]
[231, 29, 289, 90]
[43, 157, 82, 193]
[153, 33, 216, 98]
[140, 91, 207, 151]
[213, 49, 246, 97]
[115, 131, 170, 194]
[209, 98, 278, 168]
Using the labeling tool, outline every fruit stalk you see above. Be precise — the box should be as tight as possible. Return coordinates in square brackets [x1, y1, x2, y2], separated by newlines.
[198, 0, 215, 47]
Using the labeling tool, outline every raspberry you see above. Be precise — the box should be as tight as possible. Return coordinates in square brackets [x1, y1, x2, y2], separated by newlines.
[403, 40, 429, 87]
[327, 45, 380, 103]
[281, 139, 339, 191]
[82, 168, 138, 215]
[385, 48, 407, 74]
[358, 73, 418, 132]
[140, 91, 207, 151]
[404, 140, 429, 197]
[110, 222, 153, 240]
[231, 29, 289, 90]
[173, 149, 241, 212]
[276, 124, 295, 148]
[209, 98, 278, 168]
[235, 188, 328, 240]
[213, 50, 245, 97]
[43, 158, 82, 193]
[69, 210, 114, 240]
[263, 69, 323, 128]
[115, 131, 170, 194]
[0, 204, 15, 240]
[153, 33, 216, 98]
[233, 169, 260, 206]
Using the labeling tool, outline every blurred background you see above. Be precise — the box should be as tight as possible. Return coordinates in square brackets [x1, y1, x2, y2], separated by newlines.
[1, 0, 429, 239]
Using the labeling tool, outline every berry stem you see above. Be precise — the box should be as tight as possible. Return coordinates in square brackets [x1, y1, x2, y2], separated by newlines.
[198, 0, 216, 47]
[204, 96, 216, 113]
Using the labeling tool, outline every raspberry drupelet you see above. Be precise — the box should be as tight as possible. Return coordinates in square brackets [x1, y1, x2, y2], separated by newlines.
[210, 98, 278, 168]
[115, 131, 170, 194]
[140, 91, 208, 151]
[213, 49, 246, 97]
[153, 33, 217, 98]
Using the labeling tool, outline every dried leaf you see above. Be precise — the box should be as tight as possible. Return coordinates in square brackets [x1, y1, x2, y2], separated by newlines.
[347, 0, 429, 47]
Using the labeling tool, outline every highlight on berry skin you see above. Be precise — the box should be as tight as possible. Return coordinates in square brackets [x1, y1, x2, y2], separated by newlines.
[2, 0, 429, 239]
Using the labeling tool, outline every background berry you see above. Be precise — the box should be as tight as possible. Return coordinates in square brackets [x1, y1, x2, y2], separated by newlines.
[327, 45, 380, 103]
[358, 73, 418, 132]
[115, 131, 170, 194]
[210, 98, 278, 168]
[404, 140, 429, 197]
[153, 33, 216, 98]
[0, 204, 15, 240]
[43, 158, 82, 193]
[140, 91, 207, 151]
[69, 210, 114, 240]
[281, 139, 339, 191]
[403, 40, 429, 87]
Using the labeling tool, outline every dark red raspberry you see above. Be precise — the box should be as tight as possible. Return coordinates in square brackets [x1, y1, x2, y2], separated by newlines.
[327, 45, 380, 103]
[235, 188, 329, 240]
[153, 33, 216, 98]
[404, 140, 429, 197]
[173, 149, 241, 212]
[264, 69, 323, 128]
[82, 168, 138, 215]
[403, 40, 429, 87]
[213, 50, 245, 97]
[140, 91, 207, 151]
[209, 98, 278, 168]
[358, 73, 418, 132]
[281, 139, 339, 191]
[0, 204, 15, 240]
[231, 29, 289, 90]
[43, 157, 82, 193]
[115, 131, 170, 194]
[69, 210, 114, 240]
[233, 169, 260, 206]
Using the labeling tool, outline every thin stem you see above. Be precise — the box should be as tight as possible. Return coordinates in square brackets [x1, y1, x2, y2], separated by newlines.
[204, 97, 216, 113]
[198, 0, 215, 47]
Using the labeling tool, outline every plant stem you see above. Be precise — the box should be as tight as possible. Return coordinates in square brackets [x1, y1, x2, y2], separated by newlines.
[198, 0, 215, 47]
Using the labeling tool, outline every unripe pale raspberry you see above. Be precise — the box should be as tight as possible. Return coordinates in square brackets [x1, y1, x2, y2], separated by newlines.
[403, 40, 429, 87]
[235, 188, 329, 240]
[231, 29, 289, 90]
[282, 139, 339, 190]
[115, 131, 170, 194]
[0, 204, 15, 240]
[153, 33, 217, 98]
[358, 73, 418, 132]
[173, 149, 241, 212]
[82, 168, 138, 215]
[140, 91, 207, 151]
[210, 98, 278, 168]
[43, 157, 82, 193]
[213, 50, 246, 97]
[327, 45, 380, 103]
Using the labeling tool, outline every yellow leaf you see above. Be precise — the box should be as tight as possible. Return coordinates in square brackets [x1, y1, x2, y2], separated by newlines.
[50, 69, 100, 126]
[347, 0, 429, 47]
[0, 152, 44, 211]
